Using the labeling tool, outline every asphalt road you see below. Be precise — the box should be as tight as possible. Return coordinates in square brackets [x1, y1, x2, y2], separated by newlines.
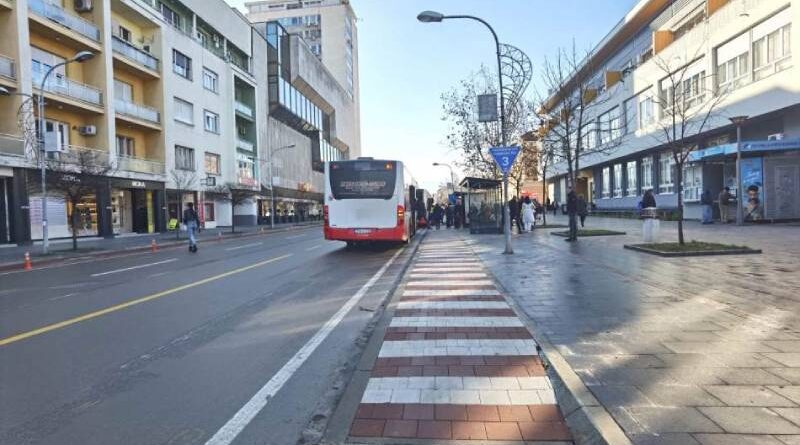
[0, 227, 414, 445]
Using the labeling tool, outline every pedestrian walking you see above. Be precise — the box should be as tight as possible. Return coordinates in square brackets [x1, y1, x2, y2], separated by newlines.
[183, 202, 200, 252]
[431, 204, 443, 230]
[577, 194, 588, 228]
[700, 189, 714, 224]
[641, 189, 657, 209]
[445, 204, 454, 229]
[454, 199, 465, 229]
[509, 196, 523, 233]
[552, 199, 559, 217]
[718, 187, 733, 223]
[521, 196, 535, 232]
[566, 190, 578, 241]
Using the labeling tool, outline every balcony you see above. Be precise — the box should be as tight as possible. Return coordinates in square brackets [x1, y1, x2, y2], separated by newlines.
[235, 101, 254, 120]
[117, 155, 165, 175]
[112, 35, 159, 75]
[236, 138, 254, 152]
[115, 99, 160, 126]
[32, 69, 102, 108]
[0, 133, 25, 157]
[0, 54, 15, 82]
[28, 0, 100, 43]
[57, 145, 110, 166]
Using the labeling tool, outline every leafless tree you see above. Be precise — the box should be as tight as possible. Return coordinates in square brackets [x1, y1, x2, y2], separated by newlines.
[536, 42, 628, 190]
[650, 51, 728, 244]
[169, 169, 197, 239]
[532, 136, 558, 226]
[210, 182, 258, 233]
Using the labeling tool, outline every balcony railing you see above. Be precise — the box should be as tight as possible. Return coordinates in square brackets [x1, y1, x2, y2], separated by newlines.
[112, 35, 159, 72]
[0, 133, 25, 157]
[236, 138, 254, 152]
[117, 155, 165, 175]
[28, 0, 100, 42]
[0, 54, 15, 80]
[32, 69, 102, 106]
[115, 99, 160, 124]
[56, 145, 110, 165]
[235, 101, 254, 119]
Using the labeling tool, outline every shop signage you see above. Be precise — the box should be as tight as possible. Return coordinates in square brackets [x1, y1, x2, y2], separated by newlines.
[478, 94, 498, 122]
[742, 138, 800, 152]
[131, 180, 146, 188]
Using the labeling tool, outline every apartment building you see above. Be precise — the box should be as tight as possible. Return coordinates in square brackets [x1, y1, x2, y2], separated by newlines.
[245, 0, 362, 158]
[545, 0, 800, 221]
[0, 0, 263, 243]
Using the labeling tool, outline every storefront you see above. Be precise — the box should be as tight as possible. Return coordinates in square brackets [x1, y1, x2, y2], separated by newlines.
[167, 189, 197, 229]
[258, 185, 322, 225]
[109, 178, 166, 235]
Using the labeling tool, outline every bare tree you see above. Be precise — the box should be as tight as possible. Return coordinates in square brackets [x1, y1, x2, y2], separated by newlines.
[533, 137, 558, 226]
[210, 182, 258, 233]
[33, 149, 115, 250]
[536, 42, 627, 190]
[650, 52, 728, 244]
[169, 169, 197, 239]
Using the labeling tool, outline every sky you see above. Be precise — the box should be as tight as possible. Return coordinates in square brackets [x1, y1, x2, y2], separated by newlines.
[227, 0, 640, 191]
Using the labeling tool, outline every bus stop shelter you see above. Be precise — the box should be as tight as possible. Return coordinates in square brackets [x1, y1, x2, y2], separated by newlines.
[460, 177, 503, 234]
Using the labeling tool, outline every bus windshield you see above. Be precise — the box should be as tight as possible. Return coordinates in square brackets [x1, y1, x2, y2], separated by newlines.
[329, 161, 397, 199]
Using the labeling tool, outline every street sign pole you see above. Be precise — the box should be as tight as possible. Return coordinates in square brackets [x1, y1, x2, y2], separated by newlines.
[488, 146, 520, 255]
[502, 172, 512, 254]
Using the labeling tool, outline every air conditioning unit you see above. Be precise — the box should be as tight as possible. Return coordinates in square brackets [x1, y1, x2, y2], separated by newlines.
[768, 133, 785, 141]
[78, 125, 97, 136]
[74, 0, 93, 13]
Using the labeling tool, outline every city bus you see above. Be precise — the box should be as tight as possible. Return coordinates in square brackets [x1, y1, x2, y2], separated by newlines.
[324, 158, 418, 245]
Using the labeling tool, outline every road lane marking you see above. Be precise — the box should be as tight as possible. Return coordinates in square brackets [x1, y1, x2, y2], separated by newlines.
[286, 234, 306, 240]
[91, 258, 178, 277]
[205, 247, 405, 445]
[305, 245, 322, 251]
[225, 242, 263, 251]
[0, 254, 292, 347]
[47, 293, 76, 302]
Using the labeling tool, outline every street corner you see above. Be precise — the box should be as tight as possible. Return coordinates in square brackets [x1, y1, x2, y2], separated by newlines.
[327, 232, 574, 444]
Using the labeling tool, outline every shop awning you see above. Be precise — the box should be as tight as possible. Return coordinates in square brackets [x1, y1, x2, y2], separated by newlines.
[689, 138, 800, 162]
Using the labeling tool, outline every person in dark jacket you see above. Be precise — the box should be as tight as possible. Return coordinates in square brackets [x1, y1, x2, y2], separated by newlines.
[431, 204, 443, 230]
[509, 196, 523, 234]
[566, 190, 578, 242]
[454, 199, 465, 229]
[641, 189, 657, 209]
[700, 189, 714, 224]
[183, 202, 200, 251]
[445, 204, 454, 229]
[577, 194, 589, 227]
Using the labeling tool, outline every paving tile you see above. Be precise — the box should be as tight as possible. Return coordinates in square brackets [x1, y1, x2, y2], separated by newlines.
[484, 421, 522, 440]
[451, 421, 488, 439]
[361, 389, 392, 403]
[417, 420, 451, 439]
[355, 404, 374, 419]
[509, 390, 542, 405]
[623, 406, 722, 433]
[390, 389, 421, 404]
[434, 404, 468, 421]
[768, 386, 800, 405]
[467, 405, 500, 422]
[777, 435, 800, 445]
[498, 405, 533, 422]
[718, 368, 792, 385]
[639, 385, 725, 406]
[518, 421, 572, 441]
[479, 390, 511, 405]
[629, 432, 700, 444]
[767, 368, 800, 385]
[763, 353, 800, 367]
[449, 389, 481, 405]
[402, 404, 434, 420]
[704, 385, 796, 407]
[371, 403, 404, 420]
[383, 419, 418, 438]
[773, 407, 800, 425]
[350, 419, 385, 437]
[693, 433, 786, 445]
[530, 405, 564, 422]
[419, 389, 451, 404]
[699, 407, 800, 434]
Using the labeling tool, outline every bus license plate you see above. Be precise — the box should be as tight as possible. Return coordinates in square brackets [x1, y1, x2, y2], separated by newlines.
[355, 229, 373, 235]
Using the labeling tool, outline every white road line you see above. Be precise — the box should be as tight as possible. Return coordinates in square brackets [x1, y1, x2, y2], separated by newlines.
[390, 316, 523, 328]
[411, 268, 482, 273]
[409, 273, 488, 279]
[47, 293, 76, 302]
[305, 245, 322, 251]
[397, 301, 509, 310]
[286, 234, 306, 239]
[406, 280, 494, 287]
[403, 289, 501, 297]
[204, 245, 406, 445]
[225, 242, 263, 251]
[378, 339, 538, 357]
[362, 377, 555, 405]
[90, 258, 177, 277]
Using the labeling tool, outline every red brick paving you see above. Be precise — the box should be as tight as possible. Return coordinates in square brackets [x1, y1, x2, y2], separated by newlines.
[385, 326, 531, 334]
[417, 420, 452, 439]
[451, 421, 488, 439]
[485, 421, 523, 440]
[393, 308, 516, 317]
[398, 295, 505, 302]
[371, 355, 546, 377]
[383, 419, 418, 438]
[384, 330, 532, 341]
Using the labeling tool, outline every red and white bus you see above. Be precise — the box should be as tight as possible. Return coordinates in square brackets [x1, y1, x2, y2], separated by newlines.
[324, 158, 418, 244]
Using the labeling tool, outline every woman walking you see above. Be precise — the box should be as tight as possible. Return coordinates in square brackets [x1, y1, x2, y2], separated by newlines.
[521, 196, 535, 232]
[577, 194, 588, 228]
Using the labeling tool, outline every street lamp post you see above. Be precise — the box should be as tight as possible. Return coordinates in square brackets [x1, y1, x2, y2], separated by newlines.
[418, 11, 513, 254]
[33, 51, 94, 254]
[729, 116, 748, 226]
[432, 162, 456, 193]
[266, 143, 296, 229]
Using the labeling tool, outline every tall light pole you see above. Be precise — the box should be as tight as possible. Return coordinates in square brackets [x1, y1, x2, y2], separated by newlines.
[32, 50, 94, 254]
[432, 162, 456, 193]
[418, 11, 513, 254]
[729, 116, 748, 226]
[266, 143, 296, 228]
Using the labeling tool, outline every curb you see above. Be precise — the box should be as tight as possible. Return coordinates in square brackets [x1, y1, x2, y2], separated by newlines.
[550, 231, 626, 237]
[0, 223, 321, 272]
[463, 235, 632, 445]
[623, 244, 762, 257]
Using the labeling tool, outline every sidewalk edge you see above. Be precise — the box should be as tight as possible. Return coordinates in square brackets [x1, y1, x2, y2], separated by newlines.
[464, 237, 632, 445]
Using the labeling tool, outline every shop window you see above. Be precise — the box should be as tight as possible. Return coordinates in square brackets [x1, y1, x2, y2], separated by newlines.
[627, 161, 637, 196]
[613, 164, 623, 198]
[641, 156, 653, 191]
[659, 154, 675, 194]
[683, 164, 703, 202]
[204, 152, 220, 175]
[602, 166, 610, 199]
[204, 203, 215, 221]
[175, 145, 195, 171]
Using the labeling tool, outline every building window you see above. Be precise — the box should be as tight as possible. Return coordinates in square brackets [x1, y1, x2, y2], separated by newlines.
[659, 153, 675, 194]
[613, 164, 623, 198]
[172, 49, 192, 79]
[602, 166, 610, 199]
[174, 97, 193, 124]
[627, 161, 637, 196]
[116, 135, 135, 157]
[641, 156, 653, 191]
[160, 3, 182, 29]
[662, 68, 706, 113]
[114, 79, 133, 102]
[683, 164, 703, 202]
[202, 67, 219, 93]
[205, 152, 221, 175]
[624, 96, 638, 134]
[753, 21, 792, 80]
[118, 26, 132, 42]
[639, 96, 654, 128]
[237, 154, 256, 186]
[175, 145, 195, 171]
[583, 120, 597, 149]
[599, 107, 621, 145]
[204, 110, 220, 133]
[204, 203, 215, 222]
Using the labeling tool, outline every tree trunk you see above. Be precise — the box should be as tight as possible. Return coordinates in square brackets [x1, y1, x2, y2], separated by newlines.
[231, 203, 236, 233]
[676, 163, 685, 245]
[71, 200, 79, 251]
[541, 168, 548, 226]
[176, 191, 182, 240]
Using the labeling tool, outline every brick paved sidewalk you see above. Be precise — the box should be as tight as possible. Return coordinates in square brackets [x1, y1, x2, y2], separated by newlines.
[346, 231, 573, 444]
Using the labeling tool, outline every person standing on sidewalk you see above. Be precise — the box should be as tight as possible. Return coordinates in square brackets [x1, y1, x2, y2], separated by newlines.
[566, 190, 578, 242]
[577, 194, 588, 228]
[718, 187, 733, 223]
[552, 199, 559, 217]
[701, 189, 714, 224]
[509, 196, 523, 233]
[183, 202, 200, 252]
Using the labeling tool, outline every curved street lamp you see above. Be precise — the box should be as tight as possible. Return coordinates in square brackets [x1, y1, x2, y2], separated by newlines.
[432, 162, 456, 193]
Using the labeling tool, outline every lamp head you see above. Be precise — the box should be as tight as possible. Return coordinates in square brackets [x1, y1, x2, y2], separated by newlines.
[72, 51, 95, 63]
[0, 86, 10, 96]
[729, 115, 749, 126]
[432, 162, 440, 166]
[417, 10, 445, 23]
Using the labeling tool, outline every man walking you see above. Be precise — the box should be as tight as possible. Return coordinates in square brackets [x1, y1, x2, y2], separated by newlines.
[577, 194, 588, 228]
[718, 187, 733, 223]
[183, 202, 200, 252]
[566, 189, 578, 242]
[509, 196, 523, 234]
[701, 189, 714, 224]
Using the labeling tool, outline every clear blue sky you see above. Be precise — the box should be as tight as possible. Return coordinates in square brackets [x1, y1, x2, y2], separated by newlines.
[227, 0, 639, 191]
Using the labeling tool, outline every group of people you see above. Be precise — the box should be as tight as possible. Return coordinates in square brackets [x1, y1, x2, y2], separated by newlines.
[700, 185, 762, 224]
[508, 196, 542, 233]
[428, 201, 465, 230]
